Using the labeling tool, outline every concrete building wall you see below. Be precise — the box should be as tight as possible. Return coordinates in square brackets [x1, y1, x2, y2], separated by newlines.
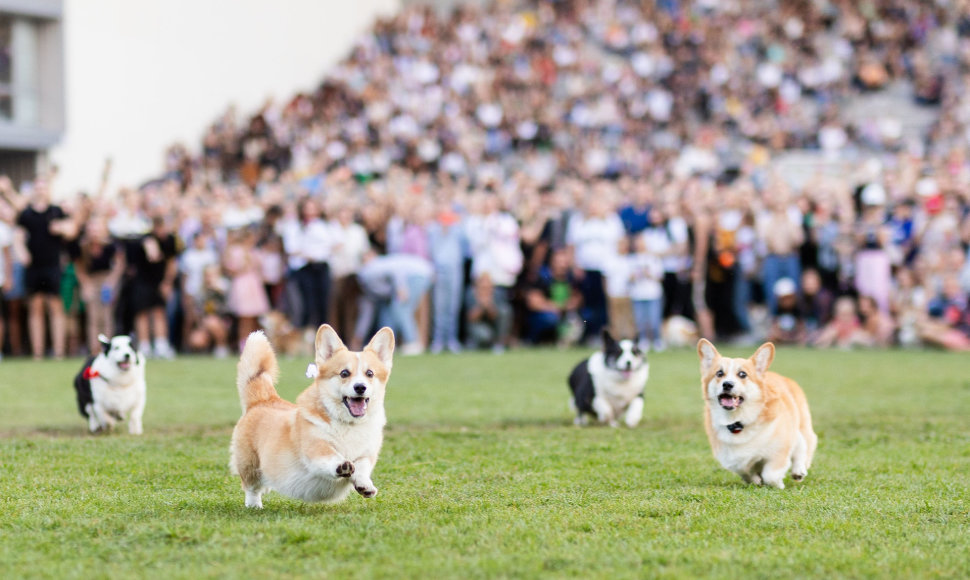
[50, 0, 399, 197]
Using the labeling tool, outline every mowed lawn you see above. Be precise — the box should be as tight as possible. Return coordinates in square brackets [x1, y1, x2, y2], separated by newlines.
[1, 344, 968, 579]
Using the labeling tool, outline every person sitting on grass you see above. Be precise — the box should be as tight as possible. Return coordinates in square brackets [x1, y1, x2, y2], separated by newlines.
[524, 248, 583, 346]
[812, 296, 870, 349]
[918, 274, 970, 352]
[465, 272, 514, 353]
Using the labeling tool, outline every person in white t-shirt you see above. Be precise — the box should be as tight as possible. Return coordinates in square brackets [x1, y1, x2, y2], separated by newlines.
[327, 201, 371, 341]
[565, 192, 625, 344]
[465, 190, 522, 351]
[280, 197, 333, 330]
[629, 233, 666, 351]
[602, 238, 636, 340]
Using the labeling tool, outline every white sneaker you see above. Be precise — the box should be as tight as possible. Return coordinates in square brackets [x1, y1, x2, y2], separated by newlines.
[652, 339, 667, 353]
[213, 345, 230, 359]
[400, 342, 425, 356]
[153, 339, 176, 360]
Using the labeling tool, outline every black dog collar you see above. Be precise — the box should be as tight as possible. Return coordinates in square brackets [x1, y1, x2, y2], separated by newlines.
[727, 422, 744, 434]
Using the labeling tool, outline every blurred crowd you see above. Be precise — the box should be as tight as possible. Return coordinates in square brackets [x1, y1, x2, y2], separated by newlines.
[2, 0, 970, 360]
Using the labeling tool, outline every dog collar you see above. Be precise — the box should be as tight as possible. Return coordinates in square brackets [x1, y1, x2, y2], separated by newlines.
[726, 421, 744, 434]
[82, 367, 100, 380]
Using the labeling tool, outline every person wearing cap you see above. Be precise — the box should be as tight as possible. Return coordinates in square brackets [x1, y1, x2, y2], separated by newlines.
[854, 182, 892, 313]
[767, 277, 806, 345]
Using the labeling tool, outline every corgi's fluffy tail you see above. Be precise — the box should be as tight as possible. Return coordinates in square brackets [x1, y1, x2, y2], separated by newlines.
[236, 331, 281, 413]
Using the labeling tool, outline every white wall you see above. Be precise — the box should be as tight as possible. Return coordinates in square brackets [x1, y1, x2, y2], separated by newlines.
[50, 0, 400, 196]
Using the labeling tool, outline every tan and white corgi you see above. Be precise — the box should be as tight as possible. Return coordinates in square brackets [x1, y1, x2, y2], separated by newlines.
[230, 325, 394, 508]
[697, 339, 817, 488]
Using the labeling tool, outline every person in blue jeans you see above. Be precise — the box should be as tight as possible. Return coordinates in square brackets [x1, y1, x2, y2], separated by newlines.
[628, 235, 666, 352]
[427, 207, 466, 354]
[353, 251, 433, 355]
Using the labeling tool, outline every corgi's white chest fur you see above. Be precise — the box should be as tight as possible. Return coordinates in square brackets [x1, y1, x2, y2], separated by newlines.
[266, 409, 386, 504]
[710, 410, 783, 474]
[89, 367, 145, 414]
[587, 352, 649, 414]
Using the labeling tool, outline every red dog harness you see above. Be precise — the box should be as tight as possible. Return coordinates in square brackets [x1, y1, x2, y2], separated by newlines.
[82, 366, 100, 380]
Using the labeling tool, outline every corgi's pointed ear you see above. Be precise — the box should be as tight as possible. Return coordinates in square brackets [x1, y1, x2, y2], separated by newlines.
[365, 327, 395, 369]
[751, 342, 775, 375]
[98, 334, 111, 352]
[697, 338, 719, 374]
[602, 329, 617, 348]
[314, 324, 346, 363]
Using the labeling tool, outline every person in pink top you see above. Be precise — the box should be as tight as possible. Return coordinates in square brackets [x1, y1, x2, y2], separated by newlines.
[224, 227, 270, 351]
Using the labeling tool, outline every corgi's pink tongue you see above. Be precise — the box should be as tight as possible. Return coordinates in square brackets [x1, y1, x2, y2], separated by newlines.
[344, 397, 368, 417]
[718, 394, 740, 409]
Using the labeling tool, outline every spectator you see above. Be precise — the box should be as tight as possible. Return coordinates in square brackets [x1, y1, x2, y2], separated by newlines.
[184, 264, 231, 357]
[126, 216, 178, 359]
[628, 233, 666, 351]
[813, 296, 869, 349]
[0, 209, 11, 359]
[853, 183, 892, 313]
[603, 237, 635, 340]
[326, 200, 370, 342]
[465, 190, 523, 350]
[13, 179, 74, 360]
[767, 278, 806, 346]
[799, 268, 834, 338]
[428, 205, 466, 354]
[353, 251, 433, 356]
[224, 227, 270, 351]
[758, 183, 804, 316]
[565, 190, 624, 344]
[524, 248, 582, 346]
[857, 294, 896, 347]
[71, 217, 124, 355]
[920, 274, 970, 351]
[281, 197, 333, 331]
[465, 273, 515, 352]
[179, 231, 220, 349]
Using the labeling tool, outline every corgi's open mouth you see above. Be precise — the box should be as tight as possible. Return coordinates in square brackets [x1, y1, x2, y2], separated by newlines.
[117, 361, 132, 371]
[343, 396, 369, 418]
[718, 394, 743, 410]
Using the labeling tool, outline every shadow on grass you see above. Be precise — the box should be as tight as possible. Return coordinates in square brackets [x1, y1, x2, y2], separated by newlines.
[0, 423, 236, 440]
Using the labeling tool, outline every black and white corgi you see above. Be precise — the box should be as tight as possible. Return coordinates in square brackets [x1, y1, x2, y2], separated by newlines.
[73, 334, 147, 434]
[568, 330, 649, 427]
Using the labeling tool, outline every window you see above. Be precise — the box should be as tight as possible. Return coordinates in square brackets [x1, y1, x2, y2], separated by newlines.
[0, 15, 12, 120]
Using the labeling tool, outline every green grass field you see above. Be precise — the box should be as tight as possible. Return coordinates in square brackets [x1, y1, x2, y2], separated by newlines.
[1, 345, 968, 579]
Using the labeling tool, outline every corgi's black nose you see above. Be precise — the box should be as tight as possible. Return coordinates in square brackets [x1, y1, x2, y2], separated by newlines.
[122, 353, 131, 361]
[354, 384, 367, 395]
[722, 381, 735, 392]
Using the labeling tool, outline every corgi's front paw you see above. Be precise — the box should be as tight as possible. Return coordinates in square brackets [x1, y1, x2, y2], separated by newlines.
[336, 461, 355, 478]
[355, 484, 378, 498]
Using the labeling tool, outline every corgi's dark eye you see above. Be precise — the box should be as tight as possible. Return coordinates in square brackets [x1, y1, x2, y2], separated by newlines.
[738, 371, 747, 379]
[365, 369, 374, 378]
[715, 370, 725, 378]
[339, 370, 351, 379]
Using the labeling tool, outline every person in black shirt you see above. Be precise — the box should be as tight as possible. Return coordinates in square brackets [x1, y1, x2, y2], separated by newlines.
[12, 179, 76, 359]
[124, 216, 178, 359]
[71, 218, 124, 355]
